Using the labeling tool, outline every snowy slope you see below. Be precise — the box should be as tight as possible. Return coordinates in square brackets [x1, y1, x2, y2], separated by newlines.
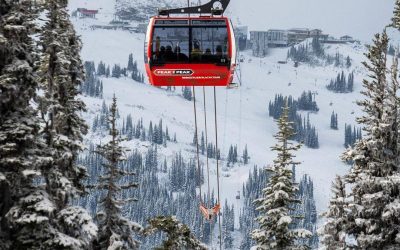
[69, 0, 397, 240]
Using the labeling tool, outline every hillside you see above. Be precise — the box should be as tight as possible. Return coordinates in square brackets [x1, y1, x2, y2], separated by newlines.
[69, 0, 369, 212]
[68, 0, 396, 248]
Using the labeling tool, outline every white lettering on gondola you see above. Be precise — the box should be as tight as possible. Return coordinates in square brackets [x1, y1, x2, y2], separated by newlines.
[154, 69, 194, 76]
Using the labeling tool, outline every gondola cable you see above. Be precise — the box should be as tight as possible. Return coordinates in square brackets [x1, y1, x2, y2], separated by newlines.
[192, 86, 203, 205]
[213, 87, 223, 250]
[193, 86, 223, 250]
[202, 86, 213, 246]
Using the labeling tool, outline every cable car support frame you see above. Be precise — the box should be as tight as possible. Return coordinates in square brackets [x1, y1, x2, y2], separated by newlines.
[158, 0, 230, 16]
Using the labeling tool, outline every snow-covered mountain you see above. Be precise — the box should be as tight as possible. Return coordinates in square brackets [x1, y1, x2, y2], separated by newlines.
[68, 0, 398, 248]
[68, 0, 395, 41]
[114, 0, 181, 21]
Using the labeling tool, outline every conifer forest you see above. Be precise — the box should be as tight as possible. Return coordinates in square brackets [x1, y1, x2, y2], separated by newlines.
[0, 0, 399, 249]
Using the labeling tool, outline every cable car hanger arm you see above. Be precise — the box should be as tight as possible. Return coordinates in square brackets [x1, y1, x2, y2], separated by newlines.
[158, 0, 230, 16]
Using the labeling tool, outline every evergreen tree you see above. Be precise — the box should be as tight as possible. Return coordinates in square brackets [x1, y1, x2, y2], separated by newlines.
[319, 176, 348, 250]
[252, 103, 311, 249]
[243, 144, 249, 164]
[326, 71, 354, 93]
[222, 200, 234, 248]
[121, 67, 127, 77]
[148, 121, 153, 142]
[158, 119, 163, 144]
[344, 124, 362, 148]
[163, 158, 168, 173]
[94, 95, 141, 249]
[346, 56, 352, 68]
[141, 129, 146, 141]
[342, 31, 400, 249]
[166, 126, 170, 141]
[153, 123, 159, 144]
[334, 52, 341, 67]
[39, 0, 97, 247]
[106, 65, 110, 77]
[233, 145, 238, 163]
[347, 72, 354, 92]
[182, 87, 192, 101]
[40, 0, 92, 202]
[330, 111, 338, 130]
[97, 61, 106, 75]
[127, 53, 134, 71]
[292, 175, 318, 248]
[81, 61, 103, 98]
[297, 91, 319, 112]
[388, 44, 396, 56]
[0, 2, 55, 247]
[200, 132, 205, 155]
[1, 0, 97, 248]
[112, 64, 122, 78]
[311, 37, 324, 58]
[227, 145, 233, 165]
[144, 216, 207, 250]
[192, 132, 198, 146]
[287, 44, 310, 63]
[392, 0, 400, 29]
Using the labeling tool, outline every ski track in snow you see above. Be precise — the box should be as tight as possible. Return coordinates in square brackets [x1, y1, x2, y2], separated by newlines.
[69, 0, 399, 237]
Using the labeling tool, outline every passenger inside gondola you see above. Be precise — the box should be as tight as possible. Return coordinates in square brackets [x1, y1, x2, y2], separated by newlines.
[175, 46, 189, 61]
[155, 36, 161, 58]
[215, 45, 223, 62]
[152, 26, 190, 64]
[191, 40, 202, 62]
[202, 48, 213, 62]
[165, 45, 174, 61]
[159, 46, 166, 62]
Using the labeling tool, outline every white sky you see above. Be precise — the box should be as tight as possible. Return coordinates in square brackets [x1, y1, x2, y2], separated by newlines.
[226, 0, 396, 42]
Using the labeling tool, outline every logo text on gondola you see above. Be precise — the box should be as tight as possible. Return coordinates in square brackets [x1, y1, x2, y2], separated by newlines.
[154, 69, 194, 76]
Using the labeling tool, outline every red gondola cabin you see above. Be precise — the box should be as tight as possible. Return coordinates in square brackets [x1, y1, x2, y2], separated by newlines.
[144, 16, 236, 86]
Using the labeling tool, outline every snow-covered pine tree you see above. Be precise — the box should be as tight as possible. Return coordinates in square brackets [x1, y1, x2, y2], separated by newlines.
[243, 144, 249, 164]
[342, 30, 400, 249]
[318, 175, 348, 250]
[311, 37, 324, 58]
[200, 132, 205, 155]
[0, 1, 55, 248]
[144, 216, 207, 250]
[128, 53, 134, 71]
[94, 95, 142, 249]
[106, 65, 110, 77]
[334, 52, 341, 67]
[40, 0, 88, 201]
[392, 0, 400, 29]
[222, 200, 234, 248]
[1, 1, 97, 248]
[36, 0, 98, 248]
[330, 111, 338, 130]
[346, 56, 352, 68]
[252, 103, 311, 249]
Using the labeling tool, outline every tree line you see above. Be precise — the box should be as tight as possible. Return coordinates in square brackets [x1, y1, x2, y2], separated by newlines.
[269, 93, 319, 148]
[287, 37, 353, 68]
[326, 71, 355, 93]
